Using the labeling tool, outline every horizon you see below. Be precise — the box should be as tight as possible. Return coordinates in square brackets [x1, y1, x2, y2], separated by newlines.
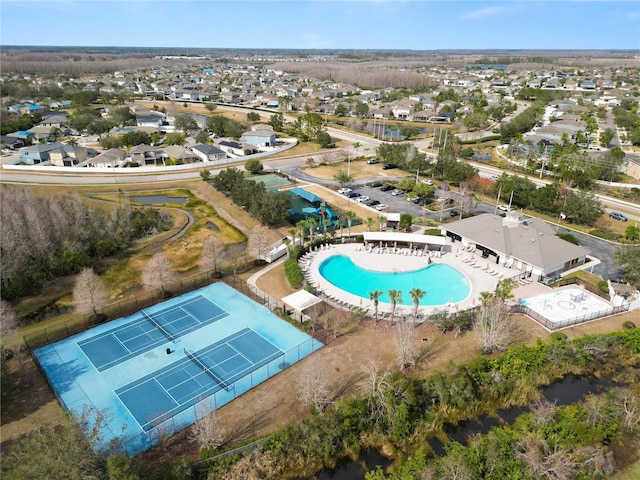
[1, 1, 639, 51]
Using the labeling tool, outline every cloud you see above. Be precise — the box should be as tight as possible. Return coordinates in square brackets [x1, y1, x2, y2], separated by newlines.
[461, 4, 508, 21]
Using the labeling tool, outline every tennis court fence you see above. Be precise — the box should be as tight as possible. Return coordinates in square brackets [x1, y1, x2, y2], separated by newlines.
[22, 265, 288, 353]
[510, 303, 628, 331]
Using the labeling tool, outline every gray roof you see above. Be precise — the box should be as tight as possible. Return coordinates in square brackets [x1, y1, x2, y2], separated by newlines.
[192, 144, 225, 155]
[442, 213, 588, 273]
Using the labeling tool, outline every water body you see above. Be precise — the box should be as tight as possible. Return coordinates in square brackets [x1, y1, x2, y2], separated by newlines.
[130, 195, 188, 205]
[305, 374, 620, 479]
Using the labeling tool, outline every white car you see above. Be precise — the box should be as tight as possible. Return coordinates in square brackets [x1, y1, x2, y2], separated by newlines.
[391, 189, 404, 196]
[375, 204, 388, 211]
[421, 179, 433, 186]
[338, 188, 352, 195]
[497, 205, 511, 212]
[356, 195, 370, 203]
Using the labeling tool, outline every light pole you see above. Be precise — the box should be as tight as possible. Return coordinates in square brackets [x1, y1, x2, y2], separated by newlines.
[347, 154, 351, 178]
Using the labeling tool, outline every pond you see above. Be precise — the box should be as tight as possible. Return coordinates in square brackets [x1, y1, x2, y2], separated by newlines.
[130, 195, 188, 205]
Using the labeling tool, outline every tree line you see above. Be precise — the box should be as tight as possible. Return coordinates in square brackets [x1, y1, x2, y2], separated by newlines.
[0, 186, 173, 301]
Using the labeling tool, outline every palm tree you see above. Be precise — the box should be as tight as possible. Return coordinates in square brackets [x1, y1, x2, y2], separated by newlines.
[409, 288, 426, 326]
[363, 217, 374, 232]
[388, 289, 402, 325]
[495, 278, 517, 303]
[66, 138, 78, 146]
[344, 210, 357, 238]
[352, 141, 361, 158]
[368, 290, 383, 322]
[307, 217, 317, 244]
[296, 220, 306, 247]
[377, 215, 387, 232]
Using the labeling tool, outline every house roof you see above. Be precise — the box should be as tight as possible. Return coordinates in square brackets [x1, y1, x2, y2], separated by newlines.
[442, 213, 588, 273]
[191, 144, 225, 155]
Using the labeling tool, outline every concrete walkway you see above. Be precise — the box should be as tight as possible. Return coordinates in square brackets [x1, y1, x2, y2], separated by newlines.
[300, 240, 534, 317]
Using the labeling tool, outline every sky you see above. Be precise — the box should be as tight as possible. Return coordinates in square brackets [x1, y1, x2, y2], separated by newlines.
[1, 1, 639, 51]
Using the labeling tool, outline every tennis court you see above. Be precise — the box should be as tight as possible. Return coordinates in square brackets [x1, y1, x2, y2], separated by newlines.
[33, 282, 322, 453]
[520, 287, 615, 324]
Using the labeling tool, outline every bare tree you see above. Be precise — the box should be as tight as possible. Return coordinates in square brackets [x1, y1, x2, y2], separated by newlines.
[142, 253, 178, 298]
[296, 356, 332, 413]
[0, 300, 18, 343]
[200, 235, 224, 275]
[360, 359, 393, 426]
[73, 268, 110, 318]
[473, 297, 514, 354]
[248, 226, 271, 262]
[189, 403, 226, 451]
[392, 321, 418, 371]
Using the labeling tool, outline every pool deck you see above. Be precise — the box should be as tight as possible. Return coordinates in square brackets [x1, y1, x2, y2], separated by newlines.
[301, 241, 531, 317]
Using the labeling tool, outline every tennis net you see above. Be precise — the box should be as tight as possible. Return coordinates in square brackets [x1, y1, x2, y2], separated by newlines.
[141, 310, 176, 343]
[184, 348, 229, 390]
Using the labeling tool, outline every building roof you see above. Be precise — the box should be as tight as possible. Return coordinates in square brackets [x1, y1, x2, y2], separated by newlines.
[191, 144, 225, 155]
[290, 187, 323, 204]
[442, 213, 588, 273]
[281, 290, 322, 313]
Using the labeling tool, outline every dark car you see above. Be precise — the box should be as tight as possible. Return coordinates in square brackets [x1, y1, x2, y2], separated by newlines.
[366, 199, 380, 207]
[412, 197, 426, 205]
[380, 184, 395, 192]
[369, 181, 383, 188]
[437, 184, 451, 191]
[450, 210, 459, 217]
[346, 192, 361, 198]
[382, 163, 397, 170]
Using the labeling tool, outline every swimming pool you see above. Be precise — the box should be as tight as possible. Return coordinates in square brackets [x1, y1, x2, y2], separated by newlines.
[319, 255, 470, 306]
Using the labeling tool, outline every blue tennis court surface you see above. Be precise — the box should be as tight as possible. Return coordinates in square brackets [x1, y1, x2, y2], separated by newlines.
[34, 283, 323, 453]
[78, 295, 228, 371]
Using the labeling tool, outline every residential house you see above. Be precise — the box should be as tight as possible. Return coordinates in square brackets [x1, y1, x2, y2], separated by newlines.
[87, 149, 127, 168]
[19, 142, 64, 165]
[129, 145, 161, 166]
[241, 125, 276, 147]
[49, 145, 88, 167]
[0, 135, 26, 150]
[39, 113, 71, 128]
[218, 140, 250, 156]
[161, 145, 199, 164]
[191, 144, 227, 163]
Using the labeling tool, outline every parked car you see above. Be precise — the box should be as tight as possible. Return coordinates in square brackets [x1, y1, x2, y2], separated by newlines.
[346, 192, 361, 198]
[412, 197, 426, 205]
[421, 179, 434, 186]
[391, 189, 404, 196]
[440, 198, 454, 205]
[380, 184, 395, 192]
[497, 204, 511, 211]
[369, 181, 383, 188]
[375, 204, 388, 211]
[609, 211, 628, 221]
[356, 196, 370, 203]
[382, 163, 397, 170]
[338, 187, 352, 194]
[436, 184, 450, 191]
[366, 199, 380, 207]
[450, 210, 459, 217]
[366, 158, 380, 164]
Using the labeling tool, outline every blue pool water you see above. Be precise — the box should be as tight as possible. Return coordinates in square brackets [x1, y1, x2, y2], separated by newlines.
[319, 255, 470, 306]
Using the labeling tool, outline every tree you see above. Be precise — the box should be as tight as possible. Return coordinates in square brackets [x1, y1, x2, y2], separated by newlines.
[393, 321, 417, 371]
[164, 132, 186, 146]
[73, 267, 109, 319]
[355, 101, 369, 118]
[173, 114, 198, 134]
[344, 210, 357, 238]
[388, 289, 402, 325]
[142, 253, 178, 297]
[615, 245, 640, 288]
[563, 189, 604, 226]
[599, 128, 615, 147]
[368, 290, 383, 322]
[333, 169, 353, 186]
[248, 226, 270, 262]
[352, 141, 361, 158]
[495, 278, 517, 302]
[195, 130, 211, 144]
[0, 299, 18, 348]
[200, 169, 211, 182]
[189, 404, 226, 452]
[204, 102, 217, 113]
[296, 356, 332, 413]
[363, 217, 374, 232]
[269, 112, 284, 132]
[624, 224, 640, 242]
[244, 158, 263, 174]
[316, 130, 333, 148]
[2, 406, 109, 479]
[408, 287, 426, 325]
[200, 235, 224, 276]
[473, 297, 514, 354]
[247, 111, 261, 122]
[399, 213, 413, 232]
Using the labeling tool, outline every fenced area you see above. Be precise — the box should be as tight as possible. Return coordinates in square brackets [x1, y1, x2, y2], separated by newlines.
[32, 282, 323, 454]
[515, 287, 628, 330]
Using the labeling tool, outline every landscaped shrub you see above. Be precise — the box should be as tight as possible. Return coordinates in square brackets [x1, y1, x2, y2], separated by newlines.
[424, 228, 442, 236]
[623, 321, 636, 330]
[558, 232, 580, 245]
[598, 280, 609, 294]
[284, 258, 303, 289]
[551, 332, 568, 341]
[589, 229, 622, 241]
